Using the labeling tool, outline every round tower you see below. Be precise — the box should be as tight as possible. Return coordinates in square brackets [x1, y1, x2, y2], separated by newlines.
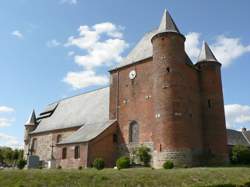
[24, 110, 37, 145]
[151, 10, 194, 167]
[196, 42, 228, 164]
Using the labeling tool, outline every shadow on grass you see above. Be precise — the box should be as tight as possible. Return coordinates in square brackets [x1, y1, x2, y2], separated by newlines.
[202, 181, 250, 187]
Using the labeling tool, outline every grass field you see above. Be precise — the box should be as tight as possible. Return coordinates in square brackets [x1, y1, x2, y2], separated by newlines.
[0, 167, 250, 187]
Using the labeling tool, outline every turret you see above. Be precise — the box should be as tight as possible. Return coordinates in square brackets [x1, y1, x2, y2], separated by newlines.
[24, 110, 37, 145]
[151, 10, 194, 166]
[196, 42, 228, 163]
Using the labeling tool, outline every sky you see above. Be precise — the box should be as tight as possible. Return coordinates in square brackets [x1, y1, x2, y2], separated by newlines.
[0, 0, 250, 148]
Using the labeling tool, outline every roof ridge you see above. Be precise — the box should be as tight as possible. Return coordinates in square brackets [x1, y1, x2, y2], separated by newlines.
[48, 86, 110, 106]
[242, 131, 250, 145]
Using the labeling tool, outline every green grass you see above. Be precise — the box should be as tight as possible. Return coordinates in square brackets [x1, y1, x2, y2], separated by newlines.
[0, 167, 250, 187]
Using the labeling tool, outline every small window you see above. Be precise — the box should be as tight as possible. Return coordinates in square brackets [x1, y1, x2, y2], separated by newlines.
[74, 146, 80, 159]
[208, 99, 212, 109]
[166, 67, 170, 73]
[56, 135, 62, 143]
[62, 147, 67, 159]
[113, 134, 118, 143]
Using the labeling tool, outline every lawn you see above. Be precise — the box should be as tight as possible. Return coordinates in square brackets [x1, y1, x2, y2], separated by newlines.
[0, 167, 250, 187]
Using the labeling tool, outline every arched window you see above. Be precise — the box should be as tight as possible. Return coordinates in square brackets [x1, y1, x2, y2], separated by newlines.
[31, 138, 37, 153]
[129, 121, 139, 143]
[74, 146, 80, 159]
[62, 147, 67, 159]
[56, 134, 62, 143]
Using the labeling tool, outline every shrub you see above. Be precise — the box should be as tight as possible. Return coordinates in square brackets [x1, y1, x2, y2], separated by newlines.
[135, 146, 152, 166]
[57, 165, 62, 169]
[116, 156, 130, 169]
[93, 158, 105, 170]
[17, 159, 26, 169]
[78, 166, 83, 170]
[163, 160, 174, 169]
[231, 145, 250, 164]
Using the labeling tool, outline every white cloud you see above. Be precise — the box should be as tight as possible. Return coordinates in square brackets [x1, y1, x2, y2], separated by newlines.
[0, 133, 22, 149]
[185, 32, 201, 60]
[185, 32, 250, 67]
[225, 104, 250, 129]
[47, 39, 61, 48]
[74, 38, 127, 70]
[64, 22, 128, 89]
[0, 118, 14, 128]
[0, 106, 14, 113]
[68, 51, 75, 57]
[11, 30, 23, 39]
[211, 35, 250, 67]
[60, 0, 77, 5]
[63, 70, 109, 89]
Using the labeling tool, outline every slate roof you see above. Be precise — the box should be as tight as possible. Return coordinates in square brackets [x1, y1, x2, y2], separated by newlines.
[31, 87, 110, 134]
[111, 29, 193, 70]
[226, 129, 250, 146]
[25, 110, 36, 125]
[111, 10, 192, 71]
[58, 120, 116, 144]
[158, 9, 180, 34]
[197, 42, 218, 63]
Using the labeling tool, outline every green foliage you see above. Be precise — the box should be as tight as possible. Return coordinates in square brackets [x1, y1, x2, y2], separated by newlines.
[0, 147, 24, 166]
[134, 146, 152, 166]
[163, 160, 174, 169]
[116, 156, 130, 169]
[231, 145, 250, 164]
[17, 159, 26, 169]
[93, 158, 105, 170]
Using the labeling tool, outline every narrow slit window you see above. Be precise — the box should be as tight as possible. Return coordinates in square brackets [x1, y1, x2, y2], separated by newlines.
[113, 134, 118, 143]
[62, 147, 67, 159]
[208, 99, 212, 109]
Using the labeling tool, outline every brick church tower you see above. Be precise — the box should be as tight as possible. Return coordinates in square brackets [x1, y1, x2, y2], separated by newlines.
[109, 9, 229, 167]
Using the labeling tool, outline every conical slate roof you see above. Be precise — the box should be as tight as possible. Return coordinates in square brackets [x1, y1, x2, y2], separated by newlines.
[197, 42, 218, 62]
[158, 9, 180, 34]
[25, 109, 36, 125]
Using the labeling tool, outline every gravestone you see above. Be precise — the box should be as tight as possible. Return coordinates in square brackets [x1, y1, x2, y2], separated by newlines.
[47, 159, 56, 169]
[27, 155, 40, 169]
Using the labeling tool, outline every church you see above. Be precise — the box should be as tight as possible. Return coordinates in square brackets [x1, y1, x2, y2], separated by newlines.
[24, 10, 250, 168]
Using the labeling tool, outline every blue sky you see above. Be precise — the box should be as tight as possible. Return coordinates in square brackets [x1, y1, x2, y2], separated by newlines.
[0, 0, 250, 148]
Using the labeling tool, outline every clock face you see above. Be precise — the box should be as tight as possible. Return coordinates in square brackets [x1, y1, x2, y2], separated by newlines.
[129, 70, 136, 80]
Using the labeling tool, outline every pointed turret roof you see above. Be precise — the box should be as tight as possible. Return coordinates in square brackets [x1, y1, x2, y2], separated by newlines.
[197, 42, 218, 62]
[25, 109, 36, 125]
[158, 9, 180, 34]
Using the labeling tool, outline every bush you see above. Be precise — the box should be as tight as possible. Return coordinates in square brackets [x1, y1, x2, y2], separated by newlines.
[93, 158, 105, 170]
[163, 160, 174, 169]
[17, 159, 26, 169]
[134, 146, 152, 166]
[116, 156, 130, 169]
[57, 165, 62, 169]
[231, 145, 250, 164]
[78, 166, 83, 170]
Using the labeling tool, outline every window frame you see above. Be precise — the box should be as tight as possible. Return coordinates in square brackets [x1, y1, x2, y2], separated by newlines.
[62, 147, 67, 159]
[74, 145, 80, 159]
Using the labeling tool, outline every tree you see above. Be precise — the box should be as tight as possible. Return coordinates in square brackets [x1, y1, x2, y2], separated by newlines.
[231, 145, 250, 164]
[134, 146, 152, 166]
